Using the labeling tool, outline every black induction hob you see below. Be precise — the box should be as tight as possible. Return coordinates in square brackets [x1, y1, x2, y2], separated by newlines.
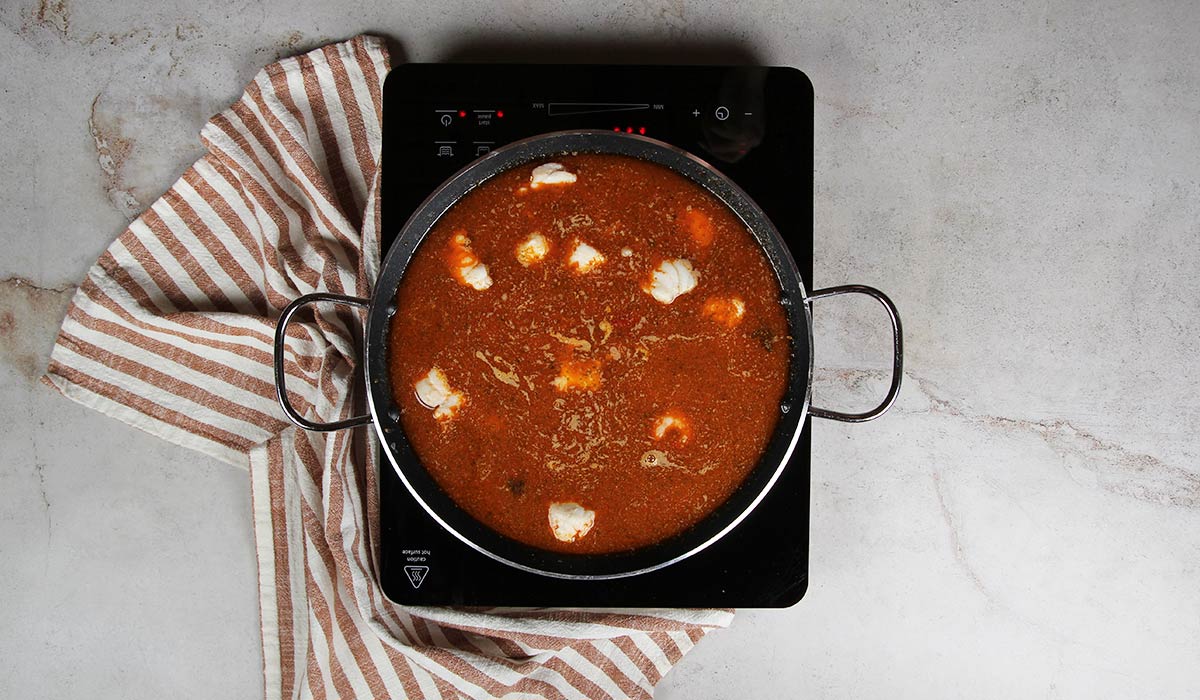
[378, 64, 813, 607]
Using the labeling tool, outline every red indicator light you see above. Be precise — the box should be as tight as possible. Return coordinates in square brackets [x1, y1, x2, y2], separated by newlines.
[625, 127, 633, 133]
[613, 126, 621, 131]
[496, 110, 505, 118]
[458, 110, 466, 118]
[638, 126, 646, 135]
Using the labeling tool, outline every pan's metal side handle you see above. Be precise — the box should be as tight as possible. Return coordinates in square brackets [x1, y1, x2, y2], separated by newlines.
[807, 285, 903, 423]
[274, 292, 373, 432]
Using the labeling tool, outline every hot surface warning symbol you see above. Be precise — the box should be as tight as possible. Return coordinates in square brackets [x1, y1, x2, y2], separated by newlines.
[404, 566, 430, 589]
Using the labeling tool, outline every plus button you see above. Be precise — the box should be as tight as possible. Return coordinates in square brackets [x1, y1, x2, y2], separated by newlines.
[691, 109, 700, 117]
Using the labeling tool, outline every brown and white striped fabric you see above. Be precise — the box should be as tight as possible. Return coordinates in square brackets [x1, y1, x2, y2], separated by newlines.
[43, 35, 733, 699]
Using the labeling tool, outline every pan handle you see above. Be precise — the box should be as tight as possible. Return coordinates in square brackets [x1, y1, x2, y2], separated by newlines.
[274, 292, 374, 432]
[806, 285, 903, 423]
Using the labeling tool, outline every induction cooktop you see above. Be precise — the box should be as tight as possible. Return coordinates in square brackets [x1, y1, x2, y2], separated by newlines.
[378, 64, 813, 607]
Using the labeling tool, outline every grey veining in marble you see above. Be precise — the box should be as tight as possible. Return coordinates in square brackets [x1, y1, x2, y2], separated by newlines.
[2, 1, 1197, 698]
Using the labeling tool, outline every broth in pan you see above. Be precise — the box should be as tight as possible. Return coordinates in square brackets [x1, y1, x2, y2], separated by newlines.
[389, 153, 790, 554]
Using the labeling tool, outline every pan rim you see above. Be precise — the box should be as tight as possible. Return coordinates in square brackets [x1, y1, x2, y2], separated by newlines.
[367, 129, 812, 580]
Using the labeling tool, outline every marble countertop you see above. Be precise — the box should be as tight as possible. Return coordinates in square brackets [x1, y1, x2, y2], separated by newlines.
[3, 1, 1198, 698]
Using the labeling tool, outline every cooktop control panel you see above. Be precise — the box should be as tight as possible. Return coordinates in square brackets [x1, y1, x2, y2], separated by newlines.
[384, 64, 812, 262]
[379, 64, 814, 607]
[394, 69, 771, 169]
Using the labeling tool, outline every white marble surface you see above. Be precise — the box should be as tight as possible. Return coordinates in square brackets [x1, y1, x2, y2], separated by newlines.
[2, 1, 1198, 698]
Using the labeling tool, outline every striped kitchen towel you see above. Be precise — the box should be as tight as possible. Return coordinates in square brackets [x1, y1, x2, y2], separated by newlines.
[43, 34, 733, 699]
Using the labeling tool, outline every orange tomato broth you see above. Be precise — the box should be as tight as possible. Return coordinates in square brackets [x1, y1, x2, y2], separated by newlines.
[389, 154, 789, 554]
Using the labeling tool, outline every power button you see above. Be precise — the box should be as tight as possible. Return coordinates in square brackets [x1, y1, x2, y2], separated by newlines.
[714, 106, 730, 121]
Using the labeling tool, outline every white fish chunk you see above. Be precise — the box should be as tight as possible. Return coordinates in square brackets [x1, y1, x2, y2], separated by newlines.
[568, 240, 606, 273]
[530, 162, 577, 188]
[645, 259, 698, 304]
[548, 502, 595, 542]
[460, 263, 492, 291]
[414, 367, 465, 421]
[516, 232, 550, 266]
[448, 232, 492, 290]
